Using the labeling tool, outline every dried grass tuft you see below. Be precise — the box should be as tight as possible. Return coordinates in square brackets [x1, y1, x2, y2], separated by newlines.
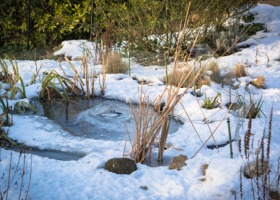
[222, 71, 236, 86]
[206, 61, 222, 83]
[166, 66, 210, 89]
[165, 67, 195, 88]
[106, 52, 128, 74]
[201, 163, 209, 176]
[234, 63, 247, 77]
[250, 76, 265, 89]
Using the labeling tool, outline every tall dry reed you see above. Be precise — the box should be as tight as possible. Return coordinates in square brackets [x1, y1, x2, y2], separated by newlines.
[130, 0, 206, 163]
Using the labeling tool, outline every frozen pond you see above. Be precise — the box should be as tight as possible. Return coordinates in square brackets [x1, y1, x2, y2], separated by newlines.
[30, 97, 182, 141]
[12, 97, 182, 161]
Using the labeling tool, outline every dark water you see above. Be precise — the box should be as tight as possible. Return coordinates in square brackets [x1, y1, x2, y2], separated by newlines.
[9, 146, 86, 161]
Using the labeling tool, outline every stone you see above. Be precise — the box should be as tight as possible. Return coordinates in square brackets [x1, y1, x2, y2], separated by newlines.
[244, 160, 269, 178]
[140, 186, 148, 190]
[105, 158, 137, 174]
[168, 154, 188, 170]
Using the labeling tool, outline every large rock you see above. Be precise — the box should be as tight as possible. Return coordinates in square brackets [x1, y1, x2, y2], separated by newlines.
[105, 158, 137, 174]
[169, 154, 188, 170]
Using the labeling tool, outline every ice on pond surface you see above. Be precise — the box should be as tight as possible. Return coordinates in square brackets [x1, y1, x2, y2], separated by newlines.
[10, 146, 86, 161]
[76, 100, 134, 140]
[78, 101, 133, 129]
[30, 97, 182, 141]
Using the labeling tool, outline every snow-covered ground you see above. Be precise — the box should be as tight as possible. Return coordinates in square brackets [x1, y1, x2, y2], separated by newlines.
[1, 4, 280, 200]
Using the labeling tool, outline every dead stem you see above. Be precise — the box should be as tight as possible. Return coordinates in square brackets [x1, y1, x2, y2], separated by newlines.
[194, 95, 219, 149]
[191, 110, 230, 159]
[179, 101, 204, 144]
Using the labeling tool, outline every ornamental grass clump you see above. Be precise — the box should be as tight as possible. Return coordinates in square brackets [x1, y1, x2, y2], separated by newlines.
[234, 63, 247, 78]
[206, 61, 222, 84]
[250, 76, 265, 89]
[165, 66, 210, 89]
[129, 90, 162, 163]
[14, 100, 37, 114]
[106, 52, 128, 74]
[165, 67, 195, 88]
[9, 76, 26, 100]
[245, 94, 264, 119]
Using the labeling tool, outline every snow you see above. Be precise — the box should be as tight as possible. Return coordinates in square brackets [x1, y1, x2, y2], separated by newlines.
[53, 40, 97, 60]
[1, 4, 280, 200]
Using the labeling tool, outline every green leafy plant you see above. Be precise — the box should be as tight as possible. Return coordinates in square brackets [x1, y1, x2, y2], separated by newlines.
[39, 70, 77, 101]
[10, 76, 27, 100]
[246, 94, 264, 119]
[14, 100, 37, 114]
[202, 93, 221, 109]
[0, 96, 11, 126]
[244, 23, 265, 36]
[242, 12, 255, 23]
[0, 58, 13, 84]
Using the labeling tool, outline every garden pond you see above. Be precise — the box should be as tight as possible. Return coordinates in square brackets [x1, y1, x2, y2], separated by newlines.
[11, 97, 182, 162]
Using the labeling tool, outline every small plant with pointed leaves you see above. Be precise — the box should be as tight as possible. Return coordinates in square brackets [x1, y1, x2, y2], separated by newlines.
[202, 93, 221, 109]
[39, 70, 79, 101]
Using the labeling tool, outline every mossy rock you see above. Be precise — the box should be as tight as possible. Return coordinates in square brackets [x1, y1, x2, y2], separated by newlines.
[105, 158, 137, 174]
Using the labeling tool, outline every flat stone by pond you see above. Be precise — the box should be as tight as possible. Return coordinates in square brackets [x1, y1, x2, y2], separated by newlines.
[29, 97, 182, 141]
